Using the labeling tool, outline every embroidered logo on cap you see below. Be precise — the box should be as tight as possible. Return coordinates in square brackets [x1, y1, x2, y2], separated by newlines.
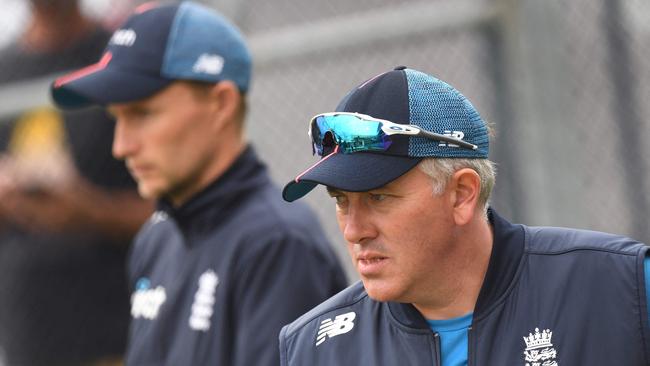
[110, 29, 137, 47]
[193, 54, 224, 75]
[438, 130, 466, 148]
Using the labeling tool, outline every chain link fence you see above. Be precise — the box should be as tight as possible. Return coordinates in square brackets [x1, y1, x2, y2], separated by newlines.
[0, 0, 648, 281]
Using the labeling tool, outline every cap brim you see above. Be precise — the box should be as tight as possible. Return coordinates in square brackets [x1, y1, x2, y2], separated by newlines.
[282, 151, 421, 202]
[51, 67, 173, 109]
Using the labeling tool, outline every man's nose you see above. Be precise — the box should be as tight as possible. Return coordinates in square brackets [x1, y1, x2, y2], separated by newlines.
[112, 120, 137, 159]
[342, 200, 377, 245]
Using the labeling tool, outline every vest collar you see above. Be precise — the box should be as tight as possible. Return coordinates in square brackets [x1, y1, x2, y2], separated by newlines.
[156, 146, 270, 243]
[387, 209, 526, 329]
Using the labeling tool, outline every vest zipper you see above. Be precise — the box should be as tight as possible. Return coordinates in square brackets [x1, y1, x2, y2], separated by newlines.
[467, 326, 473, 366]
[433, 332, 441, 366]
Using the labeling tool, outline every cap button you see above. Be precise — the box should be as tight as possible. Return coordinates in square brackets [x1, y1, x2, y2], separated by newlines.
[394, 65, 407, 70]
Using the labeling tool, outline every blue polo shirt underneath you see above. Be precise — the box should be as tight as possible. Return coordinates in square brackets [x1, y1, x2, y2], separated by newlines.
[426, 313, 472, 366]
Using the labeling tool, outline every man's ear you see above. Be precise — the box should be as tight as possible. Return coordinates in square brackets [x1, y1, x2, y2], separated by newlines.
[209, 80, 242, 131]
[449, 168, 481, 226]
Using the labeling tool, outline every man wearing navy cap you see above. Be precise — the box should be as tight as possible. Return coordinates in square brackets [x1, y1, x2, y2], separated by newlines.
[280, 67, 650, 365]
[51, 2, 346, 365]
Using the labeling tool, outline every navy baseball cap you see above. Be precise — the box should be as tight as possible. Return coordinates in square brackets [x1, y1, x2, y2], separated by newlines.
[51, 1, 251, 109]
[282, 66, 489, 202]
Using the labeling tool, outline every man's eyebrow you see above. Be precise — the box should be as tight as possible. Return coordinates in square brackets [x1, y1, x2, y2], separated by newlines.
[105, 106, 118, 117]
[326, 187, 343, 196]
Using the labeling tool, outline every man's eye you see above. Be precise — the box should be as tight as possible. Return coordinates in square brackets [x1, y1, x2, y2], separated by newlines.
[333, 195, 347, 204]
[369, 194, 387, 202]
[134, 109, 153, 117]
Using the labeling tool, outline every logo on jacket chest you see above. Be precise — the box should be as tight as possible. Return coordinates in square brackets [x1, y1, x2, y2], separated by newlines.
[189, 270, 220, 331]
[523, 327, 558, 366]
[131, 278, 167, 320]
[316, 311, 356, 346]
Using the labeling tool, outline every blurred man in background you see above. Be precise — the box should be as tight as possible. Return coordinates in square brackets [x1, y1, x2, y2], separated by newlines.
[51, 2, 347, 365]
[0, 0, 152, 365]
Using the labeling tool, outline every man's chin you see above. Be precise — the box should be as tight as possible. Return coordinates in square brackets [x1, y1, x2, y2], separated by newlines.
[362, 280, 402, 303]
[137, 184, 163, 201]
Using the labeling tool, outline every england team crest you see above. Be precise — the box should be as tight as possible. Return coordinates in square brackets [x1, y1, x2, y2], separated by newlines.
[523, 327, 558, 366]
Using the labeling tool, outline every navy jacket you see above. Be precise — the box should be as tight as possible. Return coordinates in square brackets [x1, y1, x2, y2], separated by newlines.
[280, 210, 650, 365]
[126, 147, 347, 365]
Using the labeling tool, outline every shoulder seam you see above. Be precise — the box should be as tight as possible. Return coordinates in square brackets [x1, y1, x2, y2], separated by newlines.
[527, 246, 642, 256]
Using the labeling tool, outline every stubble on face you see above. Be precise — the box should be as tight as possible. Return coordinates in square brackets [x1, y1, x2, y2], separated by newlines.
[110, 82, 219, 206]
[335, 168, 459, 304]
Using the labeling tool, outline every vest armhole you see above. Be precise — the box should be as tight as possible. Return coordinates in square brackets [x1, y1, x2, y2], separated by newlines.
[637, 247, 650, 364]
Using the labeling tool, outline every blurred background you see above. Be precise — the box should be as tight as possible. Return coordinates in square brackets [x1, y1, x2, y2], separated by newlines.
[1, 0, 649, 282]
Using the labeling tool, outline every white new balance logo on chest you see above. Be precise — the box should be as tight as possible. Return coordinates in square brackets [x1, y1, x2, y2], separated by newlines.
[315, 312, 356, 346]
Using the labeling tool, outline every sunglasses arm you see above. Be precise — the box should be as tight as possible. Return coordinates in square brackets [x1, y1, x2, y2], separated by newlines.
[381, 124, 478, 151]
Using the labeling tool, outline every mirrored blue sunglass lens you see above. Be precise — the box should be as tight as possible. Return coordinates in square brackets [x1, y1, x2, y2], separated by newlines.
[312, 115, 393, 155]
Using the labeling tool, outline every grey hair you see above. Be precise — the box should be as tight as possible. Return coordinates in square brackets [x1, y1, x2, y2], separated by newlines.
[417, 157, 496, 212]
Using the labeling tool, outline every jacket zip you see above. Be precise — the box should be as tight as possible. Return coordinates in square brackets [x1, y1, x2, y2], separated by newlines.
[467, 326, 473, 366]
[433, 332, 441, 366]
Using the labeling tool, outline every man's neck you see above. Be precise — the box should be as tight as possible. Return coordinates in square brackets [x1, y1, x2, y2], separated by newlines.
[413, 214, 494, 320]
[169, 138, 247, 208]
[21, 5, 96, 53]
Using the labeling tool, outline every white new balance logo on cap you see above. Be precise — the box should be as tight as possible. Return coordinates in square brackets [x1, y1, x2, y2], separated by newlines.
[315, 312, 356, 346]
[110, 29, 137, 47]
[193, 54, 224, 75]
[438, 130, 465, 148]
